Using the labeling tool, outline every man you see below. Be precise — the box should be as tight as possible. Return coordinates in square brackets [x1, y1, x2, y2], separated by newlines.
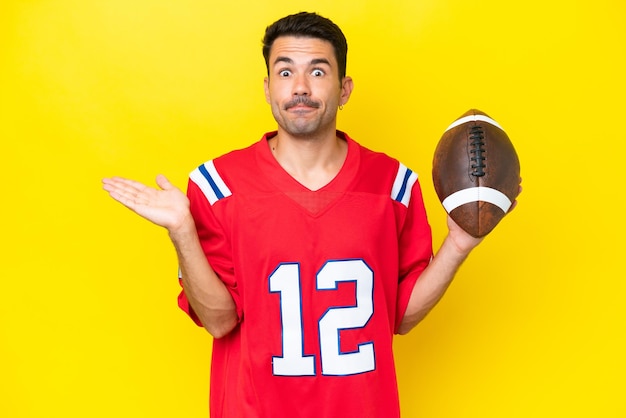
[103, 12, 487, 418]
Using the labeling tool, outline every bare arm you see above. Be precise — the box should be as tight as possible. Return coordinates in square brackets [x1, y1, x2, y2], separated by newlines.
[102, 175, 238, 338]
[397, 215, 483, 335]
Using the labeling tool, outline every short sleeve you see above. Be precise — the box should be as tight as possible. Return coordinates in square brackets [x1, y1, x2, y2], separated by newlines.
[393, 175, 433, 333]
[177, 164, 243, 325]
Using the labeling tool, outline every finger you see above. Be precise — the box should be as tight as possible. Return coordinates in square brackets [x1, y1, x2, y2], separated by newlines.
[509, 184, 522, 212]
[102, 178, 129, 196]
[103, 186, 140, 210]
[102, 177, 153, 208]
[155, 174, 173, 190]
[108, 176, 152, 193]
[103, 177, 155, 200]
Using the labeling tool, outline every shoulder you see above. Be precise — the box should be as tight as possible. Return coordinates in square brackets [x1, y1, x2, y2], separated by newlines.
[345, 133, 420, 207]
[187, 133, 271, 205]
[343, 132, 402, 174]
[207, 137, 263, 173]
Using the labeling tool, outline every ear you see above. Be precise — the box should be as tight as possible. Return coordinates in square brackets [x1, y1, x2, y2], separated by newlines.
[264, 77, 270, 104]
[339, 76, 354, 107]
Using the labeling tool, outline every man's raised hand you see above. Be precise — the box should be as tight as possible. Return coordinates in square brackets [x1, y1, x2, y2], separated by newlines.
[102, 174, 191, 232]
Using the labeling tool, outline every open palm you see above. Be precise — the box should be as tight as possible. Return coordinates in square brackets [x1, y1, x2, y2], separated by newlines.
[102, 174, 190, 231]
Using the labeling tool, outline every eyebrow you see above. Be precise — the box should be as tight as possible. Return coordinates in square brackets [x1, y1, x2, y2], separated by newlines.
[272, 57, 332, 67]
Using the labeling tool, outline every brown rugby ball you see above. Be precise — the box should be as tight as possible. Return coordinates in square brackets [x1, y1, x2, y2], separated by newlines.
[432, 109, 520, 237]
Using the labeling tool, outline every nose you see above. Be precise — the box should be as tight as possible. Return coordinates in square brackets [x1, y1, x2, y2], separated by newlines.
[292, 73, 310, 96]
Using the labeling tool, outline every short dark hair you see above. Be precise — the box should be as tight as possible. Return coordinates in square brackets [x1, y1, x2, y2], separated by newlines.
[262, 12, 348, 81]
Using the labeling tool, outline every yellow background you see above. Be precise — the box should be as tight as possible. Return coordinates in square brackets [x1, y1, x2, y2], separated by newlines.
[2, 0, 624, 417]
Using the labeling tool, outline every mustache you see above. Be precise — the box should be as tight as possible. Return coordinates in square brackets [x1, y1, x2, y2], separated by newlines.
[283, 96, 321, 110]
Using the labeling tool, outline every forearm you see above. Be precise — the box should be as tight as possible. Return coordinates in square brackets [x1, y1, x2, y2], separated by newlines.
[397, 234, 473, 334]
[169, 216, 238, 338]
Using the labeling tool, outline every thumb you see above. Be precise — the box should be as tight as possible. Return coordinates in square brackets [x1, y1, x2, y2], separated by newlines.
[155, 174, 174, 190]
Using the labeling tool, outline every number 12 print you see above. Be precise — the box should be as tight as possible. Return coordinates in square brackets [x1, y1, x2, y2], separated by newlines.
[269, 259, 375, 377]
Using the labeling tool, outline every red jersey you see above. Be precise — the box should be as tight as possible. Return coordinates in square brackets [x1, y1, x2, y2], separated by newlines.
[178, 131, 432, 418]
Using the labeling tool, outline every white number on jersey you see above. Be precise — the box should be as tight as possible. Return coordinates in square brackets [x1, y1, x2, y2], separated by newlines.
[269, 259, 375, 377]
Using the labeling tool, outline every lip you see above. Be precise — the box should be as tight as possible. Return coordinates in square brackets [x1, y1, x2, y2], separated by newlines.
[287, 104, 316, 112]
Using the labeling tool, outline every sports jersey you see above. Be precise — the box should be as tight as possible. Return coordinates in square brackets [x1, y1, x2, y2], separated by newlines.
[178, 131, 433, 418]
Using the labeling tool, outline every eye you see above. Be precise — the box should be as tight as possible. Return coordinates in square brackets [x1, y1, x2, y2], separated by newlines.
[279, 69, 292, 77]
[311, 69, 325, 77]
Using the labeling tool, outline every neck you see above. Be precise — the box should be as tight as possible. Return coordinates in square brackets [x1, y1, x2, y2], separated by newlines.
[269, 129, 348, 191]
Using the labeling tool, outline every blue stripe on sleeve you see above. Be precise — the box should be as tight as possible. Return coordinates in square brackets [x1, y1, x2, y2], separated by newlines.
[198, 163, 224, 200]
[395, 168, 413, 202]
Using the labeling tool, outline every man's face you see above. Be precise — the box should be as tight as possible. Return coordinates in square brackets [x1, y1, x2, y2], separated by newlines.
[264, 36, 352, 138]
